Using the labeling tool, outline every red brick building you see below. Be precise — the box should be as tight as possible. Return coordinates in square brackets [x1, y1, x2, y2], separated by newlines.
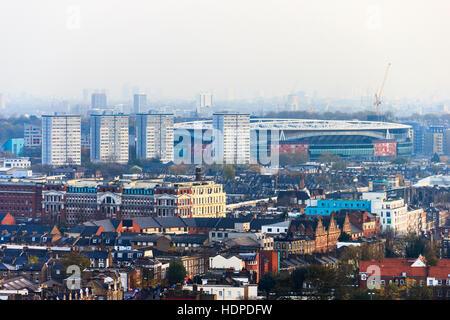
[289, 215, 341, 253]
[0, 182, 43, 219]
[240, 250, 280, 283]
[334, 210, 381, 240]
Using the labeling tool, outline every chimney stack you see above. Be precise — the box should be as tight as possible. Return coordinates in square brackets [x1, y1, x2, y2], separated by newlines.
[195, 167, 202, 181]
[299, 172, 305, 189]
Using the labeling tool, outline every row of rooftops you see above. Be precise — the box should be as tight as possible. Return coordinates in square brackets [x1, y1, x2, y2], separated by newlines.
[81, 216, 285, 233]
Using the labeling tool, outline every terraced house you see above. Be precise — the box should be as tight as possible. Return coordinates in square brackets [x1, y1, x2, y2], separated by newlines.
[39, 178, 226, 226]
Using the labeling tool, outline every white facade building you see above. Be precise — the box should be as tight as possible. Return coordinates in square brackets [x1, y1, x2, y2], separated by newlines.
[136, 113, 174, 163]
[183, 284, 258, 300]
[3, 157, 31, 168]
[209, 255, 244, 271]
[90, 114, 129, 164]
[213, 113, 250, 164]
[370, 198, 425, 235]
[261, 221, 290, 235]
[42, 115, 81, 166]
[24, 124, 42, 147]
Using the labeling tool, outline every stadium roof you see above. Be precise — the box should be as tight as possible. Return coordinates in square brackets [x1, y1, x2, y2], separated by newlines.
[175, 118, 411, 131]
[413, 175, 450, 187]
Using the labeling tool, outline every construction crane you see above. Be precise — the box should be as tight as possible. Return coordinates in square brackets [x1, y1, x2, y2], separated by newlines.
[374, 62, 391, 117]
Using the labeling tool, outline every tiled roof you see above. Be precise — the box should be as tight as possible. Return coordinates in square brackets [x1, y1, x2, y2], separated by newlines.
[360, 257, 450, 278]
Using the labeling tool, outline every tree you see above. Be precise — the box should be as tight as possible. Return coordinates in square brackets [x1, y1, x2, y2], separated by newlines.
[407, 284, 433, 300]
[290, 268, 307, 293]
[61, 251, 90, 274]
[319, 152, 336, 163]
[424, 244, 438, 266]
[391, 157, 408, 165]
[57, 221, 69, 234]
[28, 255, 39, 264]
[168, 164, 190, 175]
[279, 150, 309, 167]
[431, 153, 440, 163]
[258, 273, 276, 294]
[222, 165, 236, 180]
[338, 232, 352, 242]
[193, 275, 203, 284]
[167, 260, 186, 285]
[377, 283, 401, 300]
[331, 160, 347, 171]
[304, 265, 337, 300]
[404, 233, 426, 258]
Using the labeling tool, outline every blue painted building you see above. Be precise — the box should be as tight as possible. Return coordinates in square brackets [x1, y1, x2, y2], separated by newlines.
[305, 199, 371, 215]
[2, 138, 24, 156]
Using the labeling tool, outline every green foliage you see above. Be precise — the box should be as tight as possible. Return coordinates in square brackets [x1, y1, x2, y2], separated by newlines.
[377, 283, 401, 300]
[338, 232, 351, 242]
[404, 233, 438, 266]
[279, 150, 310, 167]
[28, 255, 39, 264]
[222, 165, 236, 180]
[258, 273, 276, 294]
[62, 251, 91, 273]
[331, 160, 347, 171]
[290, 268, 307, 292]
[431, 153, 440, 163]
[318, 152, 341, 163]
[407, 284, 433, 300]
[303, 265, 337, 300]
[404, 233, 426, 258]
[391, 157, 408, 165]
[57, 221, 69, 234]
[167, 260, 187, 285]
[193, 275, 203, 284]
[168, 164, 190, 175]
[0, 115, 41, 146]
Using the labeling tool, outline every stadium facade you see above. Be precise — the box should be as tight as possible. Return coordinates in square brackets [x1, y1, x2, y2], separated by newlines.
[174, 118, 413, 161]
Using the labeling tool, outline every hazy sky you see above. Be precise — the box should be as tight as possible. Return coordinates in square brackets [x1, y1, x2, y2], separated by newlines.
[0, 0, 449, 101]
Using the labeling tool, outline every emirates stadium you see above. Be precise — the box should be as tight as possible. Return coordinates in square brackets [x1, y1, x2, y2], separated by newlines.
[174, 118, 413, 160]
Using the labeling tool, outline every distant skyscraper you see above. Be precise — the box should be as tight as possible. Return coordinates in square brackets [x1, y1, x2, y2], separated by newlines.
[213, 112, 250, 164]
[90, 114, 129, 164]
[136, 113, 174, 163]
[91, 93, 107, 109]
[42, 114, 81, 166]
[197, 92, 213, 114]
[287, 94, 300, 111]
[133, 94, 147, 114]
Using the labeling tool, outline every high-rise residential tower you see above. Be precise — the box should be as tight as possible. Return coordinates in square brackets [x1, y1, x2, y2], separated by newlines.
[213, 112, 250, 164]
[90, 113, 129, 164]
[42, 114, 81, 166]
[136, 113, 174, 163]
